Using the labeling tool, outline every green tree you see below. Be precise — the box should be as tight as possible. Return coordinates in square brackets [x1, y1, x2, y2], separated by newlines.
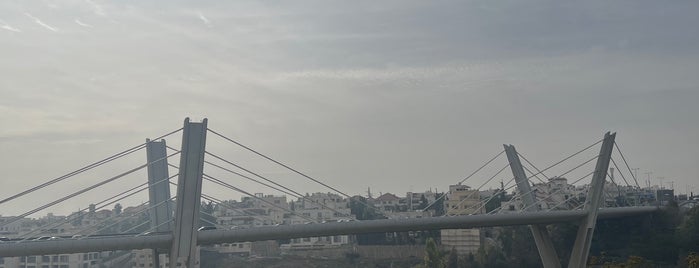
[113, 203, 122, 215]
[446, 247, 458, 268]
[484, 190, 504, 213]
[200, 201, 216, 227]
[434, 193, 446, 216]
[424, 237, 445, 268]
[678, 207, 699, 253]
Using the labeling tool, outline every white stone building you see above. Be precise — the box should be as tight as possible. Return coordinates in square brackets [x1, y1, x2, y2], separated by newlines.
[441, 184, 482, 255]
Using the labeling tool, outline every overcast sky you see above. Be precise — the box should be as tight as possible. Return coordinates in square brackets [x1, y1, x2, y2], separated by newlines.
[1, 0, 698, 216]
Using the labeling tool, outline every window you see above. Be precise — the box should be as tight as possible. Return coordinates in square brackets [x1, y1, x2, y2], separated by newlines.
[42, 256, 50, 262]
[59, 256, 68, 263]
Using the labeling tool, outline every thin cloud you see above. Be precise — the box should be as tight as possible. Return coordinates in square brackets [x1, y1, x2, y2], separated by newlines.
[24, 13, 58, 32]
[74, 18, 93, 28]
[198, 12, 212, 27]
[0, 19, 21, 32]
[85, 0, 106, 16]
[1, 24, 21, 32]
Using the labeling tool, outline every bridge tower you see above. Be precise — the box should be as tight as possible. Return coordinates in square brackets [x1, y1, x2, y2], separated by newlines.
[504, 144, 561, 268]
[146, 139, 174, 268]
[568, 132, 615, 268]
[169, 118, 208, 268]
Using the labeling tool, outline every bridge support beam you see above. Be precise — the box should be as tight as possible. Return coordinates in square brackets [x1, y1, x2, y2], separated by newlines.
[170, 118, 208, 268]
[146, 139, 173, 268]
[504, 144, 561, 268]
[567, 132, 616, 268]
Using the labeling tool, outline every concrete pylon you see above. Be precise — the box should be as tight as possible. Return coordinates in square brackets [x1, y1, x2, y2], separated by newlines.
[146, 139, 173, 268]
[567, 132, 616, 268]
[170, 118, 207, 268]
[504, 144, 561, 268]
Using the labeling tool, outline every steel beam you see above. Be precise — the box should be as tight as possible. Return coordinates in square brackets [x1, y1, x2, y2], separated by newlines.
[504, 144, 561, 268]
[0, 207, 658, 257]
[568, 132, 616, 268]
[170, 118, 207, 268]
[146, 139, 173, 268]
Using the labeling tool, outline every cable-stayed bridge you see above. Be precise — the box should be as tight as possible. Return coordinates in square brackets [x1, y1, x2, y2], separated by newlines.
[0, 118, 661, 268]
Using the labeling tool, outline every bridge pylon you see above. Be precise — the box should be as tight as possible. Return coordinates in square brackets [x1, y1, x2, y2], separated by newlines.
[568, 132, 616, 268]
[146, 139, 174, 268]
[504, 144, 561, 268]
[169, 118, 208, 268]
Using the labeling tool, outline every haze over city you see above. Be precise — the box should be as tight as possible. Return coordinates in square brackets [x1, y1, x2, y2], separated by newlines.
[1, 0, 698, 216]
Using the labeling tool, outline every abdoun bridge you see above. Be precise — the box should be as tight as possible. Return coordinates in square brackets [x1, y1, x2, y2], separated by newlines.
[0, 118, 661, 268]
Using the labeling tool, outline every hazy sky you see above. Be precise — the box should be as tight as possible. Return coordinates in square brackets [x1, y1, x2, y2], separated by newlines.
[1, 0, 698, 216]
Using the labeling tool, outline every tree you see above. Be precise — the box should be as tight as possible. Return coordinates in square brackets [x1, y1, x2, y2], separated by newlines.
[113, 203, 122, 215]
[446, 247, 458, 268]
[419, 194, 429, 210]
[678, 207, 699, 253]
[433, 193, 446, 216]
[484, 190, 504, 213]
[200, 201, 216, 227]
[423, 237, 445, 268]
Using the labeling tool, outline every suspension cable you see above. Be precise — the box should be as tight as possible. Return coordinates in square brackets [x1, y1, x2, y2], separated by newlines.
[524, 139, 603, 180]
[0, 128, 182, 206]
[465, 176, 516, 215]
[614, 141, 641, 188]
[136, 219, 175, 237]
[79, 197, 175, 237]
[203, 153, 355, 219]
[504, 155, 597, 214]
[200, 194, 275, 223]
[17, 174, 176, 241]
[444, 163, 510, 216]
[519, 171, 594, 212]
[610, 157, 631, 187]
[517, 152, 548, 182]
[203, 174, 319, 223]
[1, 151, 179, 229]
[422, 150, 505, 211]
[208, 129, 382, 208]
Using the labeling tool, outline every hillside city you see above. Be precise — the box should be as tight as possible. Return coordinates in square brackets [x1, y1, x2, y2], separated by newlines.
[0, 174, 690, 268]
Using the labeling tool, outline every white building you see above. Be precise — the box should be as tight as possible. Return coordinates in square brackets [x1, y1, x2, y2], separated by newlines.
[281, 193, 353, 251]
[131, 248, 200, 268]
[441, 184, 482, 255]
[1, 253, 107, 268]
[406, 191, 438, 211]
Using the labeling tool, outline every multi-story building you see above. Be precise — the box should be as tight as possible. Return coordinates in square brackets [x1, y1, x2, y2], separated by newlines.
[406, 191, 438, 211]
[503, 177, 579, 212]
[373, 193, 403, 212]
[286, 193, 352, 225]
[131, 248, 200, 268]
[1, 252, 109, 268]
[441, 184, 482, 255]
[281, 193, 353, 251]
[214, 194, 289, 228]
